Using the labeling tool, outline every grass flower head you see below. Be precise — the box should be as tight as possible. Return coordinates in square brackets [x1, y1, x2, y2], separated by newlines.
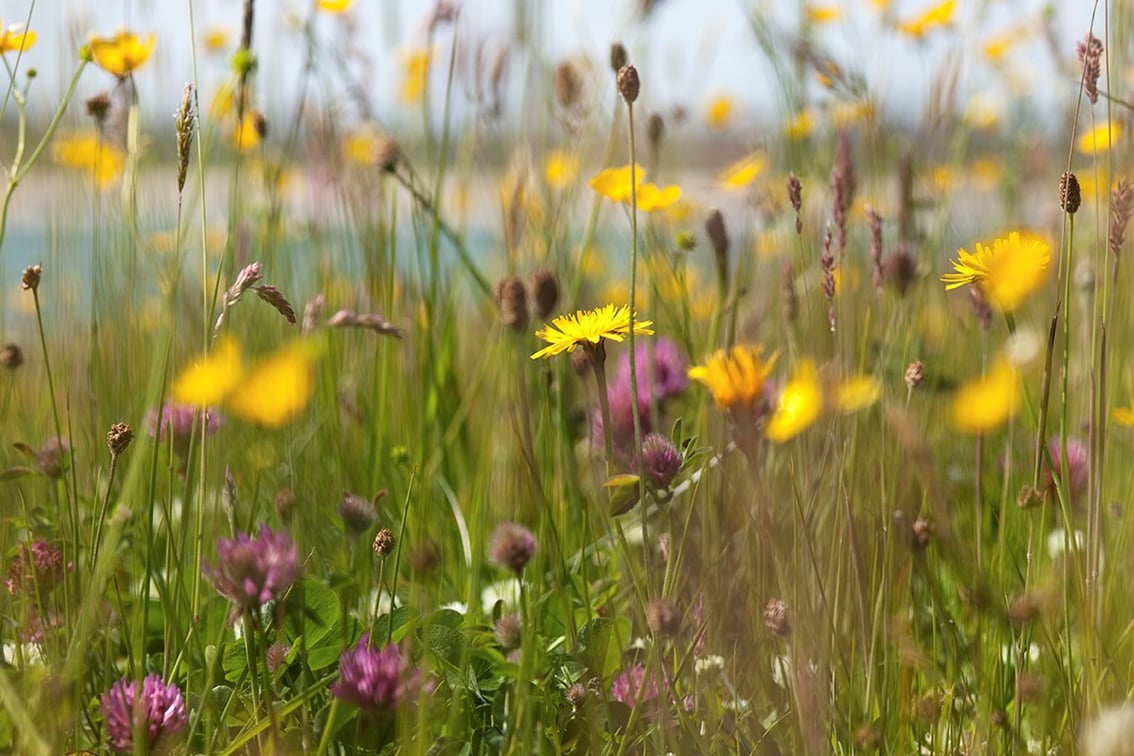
[90, 30, 155, 77]
[941, 231, 1050, 312]
[530, 304, 653, 360]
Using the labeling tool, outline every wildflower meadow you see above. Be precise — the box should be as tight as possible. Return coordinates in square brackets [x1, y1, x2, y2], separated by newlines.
[3, 0, 1134, 753]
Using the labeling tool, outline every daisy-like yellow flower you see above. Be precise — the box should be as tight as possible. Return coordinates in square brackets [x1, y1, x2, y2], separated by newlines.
[0, 21, 36, 54]
[172, 337, 319, 427]
[705, 96, 734, 129]
[232, 111, 265, 151]
[766, 359, 822, 442]
[400, 49, 430, 106]
[805, 5, 841, 24]
[203, 27, 230, 53]
[52, 132, 126, 188]
[544, 150, 580, 190]
[784, 109, 815, 141]
[897, 0, 955, 38]
[316, 0, 354, 11]
[1076, 121, 1121, 155]
[718, 153, 765, 190]
[635, 183, 682, 212]
[835, 374, 881, 413]
[951, 359, 1018, 433]
[89, 30, 155, 78]
[941, 231, 1050, 312]
[530, 304, 653, 360]
[589, 164, 645, 203]
[688, 345, 778, 410]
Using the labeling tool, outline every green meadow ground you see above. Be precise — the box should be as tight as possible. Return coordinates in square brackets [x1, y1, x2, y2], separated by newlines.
[2, 1, 1134, 753]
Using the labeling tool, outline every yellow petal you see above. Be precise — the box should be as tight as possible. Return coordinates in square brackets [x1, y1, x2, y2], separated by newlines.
[172, 337, 244, 407]
[635, 183, 682, 212]
[835, 375, 881, 413]
[950, 360, 1018, 433]
[1077, 121, 1121, 155]
[589, 164, 645, 203]
[766, 360, 822, 442]
[718, 153, 765, 190]
[226, 341, 318, 427]
[316, 0, 354, 11]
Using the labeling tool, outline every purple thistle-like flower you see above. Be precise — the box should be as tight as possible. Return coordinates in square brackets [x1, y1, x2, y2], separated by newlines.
[638, 433, 683, 488]
[146, 401, 223, 456]
[615, 338, 689, 402]
[331, 634, 421, 711]
[610, 663, 663, 705]
[6, 540, 68, 596]
[100, 674, 188, 753]
[489, 522, 537, 574]
[204, 524, 299, 610]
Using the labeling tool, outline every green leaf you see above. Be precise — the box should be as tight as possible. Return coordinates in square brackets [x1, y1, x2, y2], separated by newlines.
[575, 617, 630, 682]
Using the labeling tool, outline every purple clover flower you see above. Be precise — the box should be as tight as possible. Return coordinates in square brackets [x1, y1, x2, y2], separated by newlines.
[610, 663, 663, 705]
[615, 337, 689, 402]
[204, 524, 298, 610]
[331, 634, 421, 711]
[5, 540, 68, 596]
[146, 401, 223, 457]
[638, 433, 683, 488]
[100, 674, 187, 753]
[1045, 436, 1090, 503]
[488, 522, 537, 574]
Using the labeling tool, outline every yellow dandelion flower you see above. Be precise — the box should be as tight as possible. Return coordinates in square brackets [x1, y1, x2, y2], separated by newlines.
[688, 345, 778, 410]
[232, 112, 264, 151]
[52, 132, 125, 188]
[317, 0, 354, 11]
[718, 153, 765, 190]
[226, 341, 318, 427]
[784, 109, 815, 141]
[805, 5, 841, 24]
[203, 27, 230, 53]
[951, 359, 1018, 433]
[1113, 402, 1134, 428]
[172, 337, 244, 407]
[942, 231, 1050, 312]
[898, 0, 955, 38]
[835, 374, 881, 414]
[342, 126, 382, 166]
[766, 359, 822, 442]
[530, 304, 654, 360]
[400, 49, 430, 106]
[90, 30, 155, 77]
[1077, 121, 1121, 155]
[706, 96, 734, 129]
[0, 22, 36, 54]
[544, 150, 580, 190]
[589, 164, 645, 203]
[210, 82, 236, 118]
[635, 183, 682, 212]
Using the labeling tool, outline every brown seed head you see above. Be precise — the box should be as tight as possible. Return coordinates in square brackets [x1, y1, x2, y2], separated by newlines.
[175, 83, 197, 194]
[884, 245, 918, 296]
[1016, 484, 1043, 510]
[252, 110, 268, 139]
[645, 597, 681, 637]
[106, 422, 134, 459]
[904, 360, 925, 390]
[372, 527, 395, 557]
[86, 92, 111, 125]
[21, 264, 42, 292]
[609, 43, 627, 73]
[528, 269, 560, 320]
[553, 61, 583, 110]
[0, 343, 22, 369]
[647, 112, 665, 152]
[338, 491, 377, 535]
[564, 682, 588, 709]
[1008, 592, 1041, 627]
[1060, 171, 1081, 215]
[911, 518, 931, 550]
[274, 487, 298, 520]
[616, 64, 639, 103]
[494, 276, 529, 332]
[763, 598, 790, 637]
[704, 208, 729, 266]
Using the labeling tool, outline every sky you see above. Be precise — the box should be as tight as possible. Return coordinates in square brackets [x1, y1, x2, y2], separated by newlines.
[1, 0, 1109, 136]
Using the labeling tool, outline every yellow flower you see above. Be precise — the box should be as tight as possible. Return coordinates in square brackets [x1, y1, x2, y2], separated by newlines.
[766, 359, 822, 442]
[831, 99, 875, 128]
[805, 5, 841, 24]
[342, 125, 382, 166]
[203, 27, 230, 53]
[718, 153, 765, 190]
[52, 132, 125, 188]
[210, 82, 236, 118]
[942, 231, 1050, 312]
[589, 164, 645, 203]
[835, 374, 881, 413]
[1113, 402, 1134, 428]
[317, 0, 354, 11]
[784, 109, 815, 141]
[706, 96, 734, 129]
[226, 341, 318, 427]
[172, 337, 318, 426]
[898, 0, 955, 38]
[90, 30, 155, 77]
[951, 359, 1018, 433]
[635, 183, 682, 212]
[1077, 121, 1121, 155]
[544, 150, 580, 190]
[232, 112, 264, 151]
[530, 304, 653, 360]
[0, 22, 36, 54]
[688, 345, 778, 410]
[400, 49, 430, 106]
[172, 337, 244, 407]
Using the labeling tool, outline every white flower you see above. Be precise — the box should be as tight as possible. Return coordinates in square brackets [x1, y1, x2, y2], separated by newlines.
[695, 655, 725, 675]
[1083, 704, 1134, 756]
